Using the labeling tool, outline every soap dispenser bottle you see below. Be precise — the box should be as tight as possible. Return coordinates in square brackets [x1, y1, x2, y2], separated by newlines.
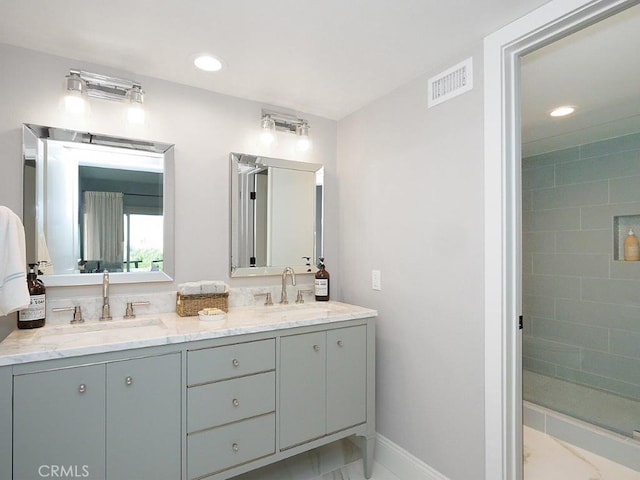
[624, 229, 640, 261]
[17, 263, 46, 329]
[315, 257, 330, 301]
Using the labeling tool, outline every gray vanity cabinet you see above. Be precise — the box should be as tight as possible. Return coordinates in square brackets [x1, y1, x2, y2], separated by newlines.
[13, 364, 107, 479]
[280, 325, 367, 450]
[12, 352, 181, 480]
[5, 313, 375, 480]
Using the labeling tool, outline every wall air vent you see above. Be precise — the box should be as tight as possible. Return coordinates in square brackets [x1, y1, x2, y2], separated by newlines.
[428, 57, 473, 108]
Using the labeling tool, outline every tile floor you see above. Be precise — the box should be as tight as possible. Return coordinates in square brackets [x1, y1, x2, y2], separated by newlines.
[317, 461, 400, 480]
[320, 427, 640, 480]
[231, 429, 640, 480]
[327, 428, 640, 480]
[524, 426, 640, 480]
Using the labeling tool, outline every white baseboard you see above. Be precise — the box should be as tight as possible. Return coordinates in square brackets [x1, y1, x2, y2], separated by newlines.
[375, 433, 450, 480]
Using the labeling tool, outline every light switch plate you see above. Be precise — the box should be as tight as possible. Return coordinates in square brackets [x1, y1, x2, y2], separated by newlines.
[372, 270, 382, 291]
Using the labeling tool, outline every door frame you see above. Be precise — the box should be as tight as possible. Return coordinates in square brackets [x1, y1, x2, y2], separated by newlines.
[483, 0, 639, 478]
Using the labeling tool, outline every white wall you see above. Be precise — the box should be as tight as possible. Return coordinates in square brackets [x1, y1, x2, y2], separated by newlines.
[0, 43, 338, 335]
[337, 48, 485, 479]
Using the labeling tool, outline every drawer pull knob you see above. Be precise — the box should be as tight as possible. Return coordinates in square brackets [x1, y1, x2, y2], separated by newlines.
[337, 340, 344, 347]
[232, 358, 240, 367]
[232, 442, 239, 452]
[125, 376, 133, 386]
[313, 344, 320, 352]
[78, 384, 86, 394]
[232, 398, 240, 407]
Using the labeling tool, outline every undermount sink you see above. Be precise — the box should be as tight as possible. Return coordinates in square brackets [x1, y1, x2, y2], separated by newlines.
[38, 317, 167, 338]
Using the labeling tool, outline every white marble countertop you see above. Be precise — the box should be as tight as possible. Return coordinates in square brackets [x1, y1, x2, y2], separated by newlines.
[0, 301, 376, 367]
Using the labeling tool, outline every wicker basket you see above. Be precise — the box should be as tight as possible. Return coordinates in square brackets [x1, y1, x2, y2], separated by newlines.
[176, 292, 229, 317]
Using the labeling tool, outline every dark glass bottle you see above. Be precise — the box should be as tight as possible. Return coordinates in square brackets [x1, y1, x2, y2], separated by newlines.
[314, 258, 330, 302]
[17, 263, 46, 329]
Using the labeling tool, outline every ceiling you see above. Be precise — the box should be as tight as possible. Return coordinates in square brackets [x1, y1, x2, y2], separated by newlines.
[1, 1, 636, 151]
[0, 0, 552, 120]
[521, 3, 640, 156]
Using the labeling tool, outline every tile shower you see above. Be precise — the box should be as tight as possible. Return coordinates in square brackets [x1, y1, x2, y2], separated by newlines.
[522, 131, 640, 466]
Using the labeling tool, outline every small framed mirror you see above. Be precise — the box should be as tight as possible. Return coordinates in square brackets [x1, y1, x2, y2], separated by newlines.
[22, 124, 175, 286]
[230, 152, 323, 277]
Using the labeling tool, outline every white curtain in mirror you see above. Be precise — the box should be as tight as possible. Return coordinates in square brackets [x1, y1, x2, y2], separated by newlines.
[44, 140, 80, 275]
[83, 191, 124, 269]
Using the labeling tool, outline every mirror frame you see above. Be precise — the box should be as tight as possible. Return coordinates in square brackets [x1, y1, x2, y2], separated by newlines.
[22, 124, 175, 286]
[229, 152, 323, 277]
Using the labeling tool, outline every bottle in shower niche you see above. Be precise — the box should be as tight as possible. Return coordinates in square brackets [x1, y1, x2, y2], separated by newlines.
[315, 258, 330, 301]
[624, 229, 640, 261]
[18, 263, 46, 329]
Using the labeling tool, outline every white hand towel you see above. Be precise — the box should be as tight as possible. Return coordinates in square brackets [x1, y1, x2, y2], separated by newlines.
[200, 281, 227, 294]
[178, 282, 201, 295]
[0, 206, 30, 316]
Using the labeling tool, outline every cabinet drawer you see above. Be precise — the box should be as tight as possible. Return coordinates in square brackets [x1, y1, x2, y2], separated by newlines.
[188, 371, 275, 433]
[187, 339, 275, 385]
[187, 413, 275, 479]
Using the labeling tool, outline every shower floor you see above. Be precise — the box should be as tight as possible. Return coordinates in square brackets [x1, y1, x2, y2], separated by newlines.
[524, 370, 640, 437]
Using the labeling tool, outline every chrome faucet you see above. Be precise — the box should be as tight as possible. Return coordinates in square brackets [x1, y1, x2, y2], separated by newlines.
[100, 270, 112, 321]
[280, 267, 296, 304]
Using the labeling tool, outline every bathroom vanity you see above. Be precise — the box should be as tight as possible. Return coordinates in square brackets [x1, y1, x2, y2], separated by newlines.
[0, 301, 376, 480]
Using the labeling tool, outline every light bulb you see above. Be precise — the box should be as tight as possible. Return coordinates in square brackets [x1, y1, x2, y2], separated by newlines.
[127, 103, 145, 124]
[127, 86, 145, 125]
[63, 73, 86, 114]
[296, 122, 311, 151]
[64, 91, 86, 115]
[260, 115, 277, 146]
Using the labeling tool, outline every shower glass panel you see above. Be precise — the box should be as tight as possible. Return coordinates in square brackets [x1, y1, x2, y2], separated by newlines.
[521, 131, 640, 439]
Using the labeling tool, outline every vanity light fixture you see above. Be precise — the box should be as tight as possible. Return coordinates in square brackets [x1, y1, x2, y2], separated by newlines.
[260, 109, 312, 150]
[63, 69, 146, 124]
[550, 105, 576, 117]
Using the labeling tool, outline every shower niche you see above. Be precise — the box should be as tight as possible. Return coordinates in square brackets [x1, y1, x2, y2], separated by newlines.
[613, 214, 640, 261]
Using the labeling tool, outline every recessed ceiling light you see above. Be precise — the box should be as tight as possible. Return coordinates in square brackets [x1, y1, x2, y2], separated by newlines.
[193, 55, 223, 72]
[550, 105, 576, 117]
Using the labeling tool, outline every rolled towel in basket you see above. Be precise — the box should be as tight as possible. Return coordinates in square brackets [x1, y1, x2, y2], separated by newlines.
[178, 282, 201, 295]
[200, 281, 227, 294]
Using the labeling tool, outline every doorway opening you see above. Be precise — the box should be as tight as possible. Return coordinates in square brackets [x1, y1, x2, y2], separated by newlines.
[519, 3, 640, 474]
[484, 0, 640, 478]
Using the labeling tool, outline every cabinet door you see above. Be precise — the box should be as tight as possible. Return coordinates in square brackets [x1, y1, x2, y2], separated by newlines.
[279, 331, 326, 449]
[106, 353, 181, 480]
[326, 326, 367, 433]
[13, 364, 106, 480]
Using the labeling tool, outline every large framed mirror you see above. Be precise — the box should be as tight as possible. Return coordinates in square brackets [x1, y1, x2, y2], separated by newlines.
[22, 124, 175, 286]
[230, 152, 323, 277]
